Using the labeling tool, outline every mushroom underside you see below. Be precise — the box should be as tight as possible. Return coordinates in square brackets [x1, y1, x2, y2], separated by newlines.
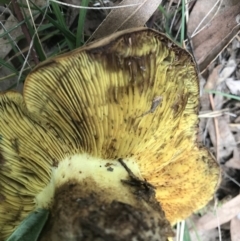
[0, 28, 219, 240]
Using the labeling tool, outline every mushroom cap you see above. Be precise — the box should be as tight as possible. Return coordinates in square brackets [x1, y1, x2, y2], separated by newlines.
[0, 28, 219, 239]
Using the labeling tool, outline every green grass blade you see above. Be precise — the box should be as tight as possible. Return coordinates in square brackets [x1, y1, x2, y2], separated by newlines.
[204, 89, 240, 101]
[76, 0, 90, 47]
[30, 1, 76, 46]
[0, 58, 19, 74]
[183, 223, 191, 241]
[180, 0, 185, 45]
[6, 209, 49, 241]
[51, 2, 75, 50]
[20, 4, 46, 62]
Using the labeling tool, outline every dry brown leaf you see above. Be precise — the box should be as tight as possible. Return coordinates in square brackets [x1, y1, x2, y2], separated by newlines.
[208, 115, 239, 163]
[188, 228, 218, 241]
[188, 0, 239, 36]
[88, 0, 162, 41]
[230, 215, 240, 241]
[186, 215, 219, 241]
[188, 0, 220, 36]
[196, 194, 240, 230]
[219, 59, 237, 82]
[226, 78, 240, 95]
[0, 7, 22, 59]
[225, 151, 240, 169]
[0, 7, 25, 92]
[224, 150, 240, 169]
[0, 1, 45, 92]
[188, 0, 240, 72]
[205, 65, 222, 90]
[0, 0, 46, 59]
[0, 63, 23, 92]
[205, 59, 237, 90]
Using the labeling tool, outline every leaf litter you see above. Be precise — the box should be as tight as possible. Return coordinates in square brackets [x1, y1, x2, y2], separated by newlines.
[194, 15, 240, 241]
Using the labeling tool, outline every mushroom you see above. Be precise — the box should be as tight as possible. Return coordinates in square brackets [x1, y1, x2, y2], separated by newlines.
[0, 28, 219, 241]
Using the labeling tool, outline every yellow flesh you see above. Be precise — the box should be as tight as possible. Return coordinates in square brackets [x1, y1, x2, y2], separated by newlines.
[36, 154, 142, 210]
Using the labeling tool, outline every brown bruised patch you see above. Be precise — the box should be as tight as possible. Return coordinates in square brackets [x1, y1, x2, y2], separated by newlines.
[171, 92, 190, 118]
[0, 148, 5, 165]
[0, 194, 6, 203]
[10, 138, 20, 154]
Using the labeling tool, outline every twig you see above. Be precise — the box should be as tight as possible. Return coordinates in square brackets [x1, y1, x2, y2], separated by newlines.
[209, 94, 219, 161]
[11, 0, 39, 65]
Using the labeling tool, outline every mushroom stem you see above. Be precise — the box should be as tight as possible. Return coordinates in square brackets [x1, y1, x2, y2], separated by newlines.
[37, 154, 173, 241]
